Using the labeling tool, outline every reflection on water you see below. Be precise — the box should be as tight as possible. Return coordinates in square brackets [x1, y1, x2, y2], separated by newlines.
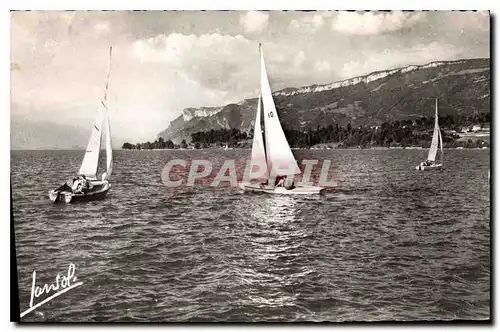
[11, 149, 490, 322]
[235, 195, 316, 319]
[250, 194, 298, 224]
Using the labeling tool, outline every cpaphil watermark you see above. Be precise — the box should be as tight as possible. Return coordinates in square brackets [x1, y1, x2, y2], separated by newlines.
[161, 159, 338, 188]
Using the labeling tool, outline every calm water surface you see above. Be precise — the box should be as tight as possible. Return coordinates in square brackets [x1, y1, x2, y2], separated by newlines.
[11, 149, 490, 322]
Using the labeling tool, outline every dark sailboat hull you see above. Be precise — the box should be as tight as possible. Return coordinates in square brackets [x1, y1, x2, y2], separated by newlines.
[239, 182, 324, 195]
[49, 182, 111, 203]
[415, 163, 443, 171]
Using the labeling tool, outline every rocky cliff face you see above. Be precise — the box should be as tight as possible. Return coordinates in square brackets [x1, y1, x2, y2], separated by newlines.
[182, 107, 224, 121]
[158, 58, 490, 143]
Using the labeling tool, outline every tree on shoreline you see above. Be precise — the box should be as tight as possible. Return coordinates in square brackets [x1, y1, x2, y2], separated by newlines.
[121, 112, 490, 150]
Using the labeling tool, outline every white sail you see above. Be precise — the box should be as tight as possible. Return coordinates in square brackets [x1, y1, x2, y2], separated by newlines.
[427, 98, 440, 162]
[250, 95, 268, 178]
[79, 46, 113, 181]
[259, 45, 301, 176]
[438, 126, 443, 164]
[104, 106, 113, 179]
[79, 111, 103, 179]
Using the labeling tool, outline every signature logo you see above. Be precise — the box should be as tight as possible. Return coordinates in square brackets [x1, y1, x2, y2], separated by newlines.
[20, 263, 83, 318]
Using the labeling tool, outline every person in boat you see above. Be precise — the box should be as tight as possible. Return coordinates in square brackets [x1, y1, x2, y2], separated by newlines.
[72, 175, 83, 193]
[275, 175, 286, 187]
[80, 175, 91, 193]
[275, 175, 296, 189]
[55, 176, 78, 192]
[71, 175, 90, 194]
[82, 175, 92, 193]
[284, 177, 295, 190]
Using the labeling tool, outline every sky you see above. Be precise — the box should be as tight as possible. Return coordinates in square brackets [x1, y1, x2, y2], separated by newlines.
[10, 10, 490, 142]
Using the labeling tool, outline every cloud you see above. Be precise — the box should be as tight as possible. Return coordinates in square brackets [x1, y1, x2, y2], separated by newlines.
[315, 60, 331, 73]
[240, 11, 269, 33]
[340, 41, 462, 79]
[10, 11, 490, 142]
[293, 51, 306, 67]
[132, 32, 322, 101]
[332, 11, 425, 35]
[288, 12, 329, 33]
[60, 12, 77, 26]
[94, 22, 111, 34]
[134, 33, 251, 64]
[133, 33, 255, 92]
[447, 11, 490, 32]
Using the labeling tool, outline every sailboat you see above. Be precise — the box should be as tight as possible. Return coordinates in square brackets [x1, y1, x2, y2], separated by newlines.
[240, 44, 324, 195]
[49, 47, 114, 203]
[416, 98, 443, 171]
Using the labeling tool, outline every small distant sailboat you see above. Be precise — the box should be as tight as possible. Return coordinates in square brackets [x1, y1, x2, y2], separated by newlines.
[240, 44, 324, 195]
[49, 47, 114, 203]
[416, 98, 443, 171]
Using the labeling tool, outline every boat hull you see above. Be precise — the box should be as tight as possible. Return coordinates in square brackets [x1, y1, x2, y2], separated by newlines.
[239, 182, 325, 195]
[415, 163, 443, 171]
[49, 182, 111, 203]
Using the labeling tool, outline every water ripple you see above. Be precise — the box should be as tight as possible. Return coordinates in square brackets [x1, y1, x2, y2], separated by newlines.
[12, 149, 490, 322]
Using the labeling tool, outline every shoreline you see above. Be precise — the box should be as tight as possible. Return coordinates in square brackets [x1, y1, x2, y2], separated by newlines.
[11, 147, 490, 151]
[118, 146, 489, 151]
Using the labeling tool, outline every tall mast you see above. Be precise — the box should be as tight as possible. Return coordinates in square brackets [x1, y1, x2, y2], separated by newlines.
[103, 46, 113, 179]
[435, 98, 438, 120]
[259, 43, 264, 89]
[436, 98, 443, 164]
[103, 46, 112, 105]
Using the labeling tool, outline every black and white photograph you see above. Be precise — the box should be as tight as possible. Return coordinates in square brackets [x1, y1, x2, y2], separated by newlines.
[10, 8, 491, 323]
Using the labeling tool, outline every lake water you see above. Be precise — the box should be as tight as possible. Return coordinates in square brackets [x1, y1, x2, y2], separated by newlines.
[11, 149, 490, 322]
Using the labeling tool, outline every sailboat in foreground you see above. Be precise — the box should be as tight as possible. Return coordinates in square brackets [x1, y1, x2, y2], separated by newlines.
[49, 47, 114, 203]
[240, 44, 324, 195]
[416, 98, 443, 171]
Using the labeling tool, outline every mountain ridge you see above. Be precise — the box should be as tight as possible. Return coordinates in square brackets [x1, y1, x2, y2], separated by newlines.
[273, 58, 480, 96]
[158, 57, 490, 144]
